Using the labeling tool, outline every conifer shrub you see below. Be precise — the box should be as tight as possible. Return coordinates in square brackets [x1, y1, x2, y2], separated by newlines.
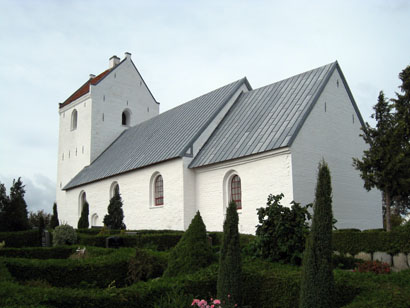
[217, 201, 242, 306]
[52, 224, 77, 246]
[50, 202, 59, 229]
[163, 211, 213, 277]
[103, 191, 126, 230]
[77, 201, 89, 229]
[300, 160, 335, 308]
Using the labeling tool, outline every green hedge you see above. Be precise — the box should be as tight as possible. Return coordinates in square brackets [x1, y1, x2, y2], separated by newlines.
[0, 246, 76, 259]
[1, 260, 410, 308]
[77, 232, 183, 250]
[3, 248, 167, 288]
[0, 230, 40, 248]
[333, 225, 410, 255]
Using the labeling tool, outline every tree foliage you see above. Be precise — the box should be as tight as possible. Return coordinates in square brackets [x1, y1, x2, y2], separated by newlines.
[52, 224, 77, 246]
[163, 211, 213, 277]
[103, 190, 126, 230]
[217, 201, 242, 306]
[77, 201, 89, 229]
[353, 65, 410, 231]
[0, 178, 30, 231]
[252, 194, 311, 265]
[50, 202, 59, 229]
[28, 210, 51, 229]
[300, 160, 334, 308]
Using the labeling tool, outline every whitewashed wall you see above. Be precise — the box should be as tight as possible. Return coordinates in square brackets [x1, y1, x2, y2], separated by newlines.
[60, 158, 185, 230]
[194, 148, 293, 234]
[90, 55, 159, 162]
[291, 68, 382, 229]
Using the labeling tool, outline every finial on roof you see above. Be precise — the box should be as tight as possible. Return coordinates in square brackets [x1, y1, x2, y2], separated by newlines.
[124, 52, 131, 59]
[89, 74, 96, 79]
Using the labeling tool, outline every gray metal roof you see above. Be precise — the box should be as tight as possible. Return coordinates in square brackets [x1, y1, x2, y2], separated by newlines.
[64, 78, 247, 190]
[189, 62, 338, 168]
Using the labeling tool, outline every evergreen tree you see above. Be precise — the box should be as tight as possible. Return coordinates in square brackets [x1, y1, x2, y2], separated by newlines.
[217, 201, 242, 306]
[50, 202, 59, 229]
[2, 178, 30, 231]
[163, 211, 213, 277]
[28, 210, 51, 229]
[77, 201, 89, 229]
[0, 182, 10, 232]
[103, 190, 126, 230]
[38, 215, 45, 245]
[353, 66, 410, 231]
[300, 160, 334, 308]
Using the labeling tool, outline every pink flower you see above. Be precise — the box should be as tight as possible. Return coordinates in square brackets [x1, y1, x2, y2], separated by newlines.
[199, 299, 207, 306]
[192, 299, 200, 306]
[228, 294, 231, 298]
[213, 299, 221, 305]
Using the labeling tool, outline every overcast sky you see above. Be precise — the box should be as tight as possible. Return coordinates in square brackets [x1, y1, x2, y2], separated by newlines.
[0, 0, 409, 213]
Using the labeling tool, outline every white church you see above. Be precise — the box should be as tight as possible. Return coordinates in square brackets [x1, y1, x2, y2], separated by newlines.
[56, 53, 381, 234]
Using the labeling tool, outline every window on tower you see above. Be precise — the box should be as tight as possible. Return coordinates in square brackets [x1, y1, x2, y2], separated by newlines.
[71, 109, 78, 131]
[122, 109, 131, 126]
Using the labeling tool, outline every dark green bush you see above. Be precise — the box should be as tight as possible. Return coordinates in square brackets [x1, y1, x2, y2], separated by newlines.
[0, 230, 40, 248]
[163, 211, 214, 277]
[53, 224, 77, 246]
[252, 193, 311, 265]
[332, 254, 363, 270]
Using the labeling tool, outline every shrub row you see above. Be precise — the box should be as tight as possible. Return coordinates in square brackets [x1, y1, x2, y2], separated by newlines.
[1, 259, 410, 308]
[0, 229, 40, 248]
[333, 224, 410, 255]
[77, 232, 183, 250]
[2, 248, 168, 288]
[0, 246, 76, 259]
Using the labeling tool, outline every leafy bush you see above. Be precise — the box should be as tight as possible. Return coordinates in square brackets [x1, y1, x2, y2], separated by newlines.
[126, 248, 168, 284]
[0, 229, 40, 248]
[251, 193, 311, 265]
[355, 260, 391, 274]
[52, 224, 77, 246]
[163, 211, 213, 277]
[332, 254, 363, 270]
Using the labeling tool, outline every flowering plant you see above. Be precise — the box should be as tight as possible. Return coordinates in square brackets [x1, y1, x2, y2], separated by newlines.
[192, 295, 237, 308]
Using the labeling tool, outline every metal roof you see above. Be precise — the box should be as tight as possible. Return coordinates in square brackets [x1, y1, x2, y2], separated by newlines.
[189, 62, 338, 168]
[64, 78, 247, 190]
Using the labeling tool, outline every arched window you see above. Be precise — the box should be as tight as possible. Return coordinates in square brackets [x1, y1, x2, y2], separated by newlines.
[230, 175, 242, 209]
[71, 109, 78, 131]
[91, 213, 99, 227]
[122, 109, 131, 126]
[110, 181, 120, 199]
[154, 175, 163, 206]
[78, 191, 87, 216]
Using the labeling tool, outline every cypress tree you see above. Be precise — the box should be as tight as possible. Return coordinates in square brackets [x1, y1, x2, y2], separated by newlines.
[50, 202, 59, 229]
[103, 190, 126, 230]
[163, 211, 213, 277]
[300, 160, 334, 308]
[4, 178, 30, 231]
[39, 215, 45, 245]
[0, 182, 10, 232]
[217, 201, 242, 306]
[77, 201, 89, 229]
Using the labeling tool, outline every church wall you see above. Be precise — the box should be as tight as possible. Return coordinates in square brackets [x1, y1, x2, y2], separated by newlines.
[60, 158, 185, 230]
[194, 148, 293, 234]
[90, 56, 159, 162]
[291, 68, 382, 229]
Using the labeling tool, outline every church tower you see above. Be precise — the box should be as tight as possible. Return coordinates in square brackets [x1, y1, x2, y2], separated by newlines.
[56, 52, 159, 212]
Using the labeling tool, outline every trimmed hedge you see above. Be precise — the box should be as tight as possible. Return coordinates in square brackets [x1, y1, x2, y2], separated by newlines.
[77, 232, 183, 250]
[0, 246, 76, 259]
[0, 229, 40, 248]
[1, 259, 410, 308]
[333, 225, 410, 255]
[3, 248, 168, 288]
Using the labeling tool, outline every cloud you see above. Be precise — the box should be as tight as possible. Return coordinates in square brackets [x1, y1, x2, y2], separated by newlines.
[0, 174, 55, 214]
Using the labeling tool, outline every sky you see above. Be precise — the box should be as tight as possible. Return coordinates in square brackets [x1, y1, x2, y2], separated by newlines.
[0, 0, 409, 213]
